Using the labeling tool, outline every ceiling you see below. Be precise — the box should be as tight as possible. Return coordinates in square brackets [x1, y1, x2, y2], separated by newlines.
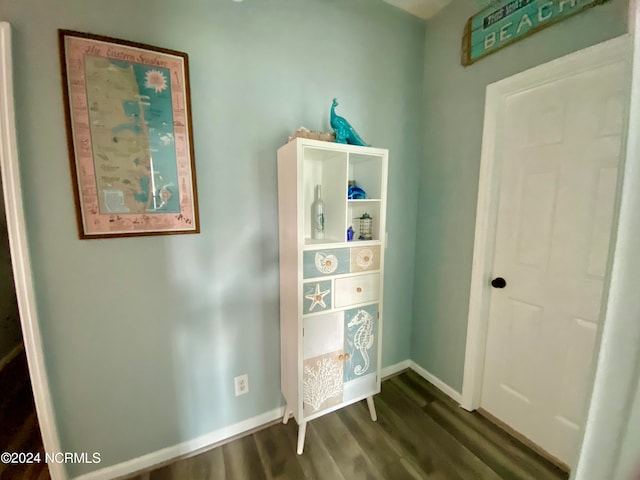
[382, 0, 454, 20]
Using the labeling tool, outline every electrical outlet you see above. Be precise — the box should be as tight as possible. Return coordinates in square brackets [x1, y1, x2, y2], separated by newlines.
[234, 374, 249, 396]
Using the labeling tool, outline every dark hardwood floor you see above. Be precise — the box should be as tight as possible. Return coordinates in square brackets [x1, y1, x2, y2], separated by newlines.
[0, 361, 569, 480]
[0, 348, 49, 480]
[131, 370, 569, 480]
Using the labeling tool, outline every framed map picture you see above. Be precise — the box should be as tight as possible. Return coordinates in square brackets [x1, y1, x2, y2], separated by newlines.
[58, 30, 199, 238]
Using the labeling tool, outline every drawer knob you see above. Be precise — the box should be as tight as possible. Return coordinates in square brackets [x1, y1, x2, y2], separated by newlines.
[345, 353, 350, 360]
[338, 354, 344, 361]
[356, 287, 362, 293]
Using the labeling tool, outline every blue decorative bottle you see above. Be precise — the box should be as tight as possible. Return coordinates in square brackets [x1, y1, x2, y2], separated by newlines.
[347, 181, 366, 200]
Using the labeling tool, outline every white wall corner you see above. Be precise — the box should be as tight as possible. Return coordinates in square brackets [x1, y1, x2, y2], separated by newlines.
[381, 359, 411, 378]
[382, 0, 452, 20]
[409, 360, 463, 404]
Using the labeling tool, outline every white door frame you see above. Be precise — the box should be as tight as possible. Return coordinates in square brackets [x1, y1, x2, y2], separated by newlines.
[461, 34, 630, 413]
[0, 22, 65, 480]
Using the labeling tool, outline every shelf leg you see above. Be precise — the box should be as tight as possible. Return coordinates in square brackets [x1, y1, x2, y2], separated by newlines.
[297, 422, 307, 455]
[367, 396, 377, 422]
[282, 404, 292, 424]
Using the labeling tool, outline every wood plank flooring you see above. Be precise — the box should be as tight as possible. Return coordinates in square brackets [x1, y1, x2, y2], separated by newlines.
[0, 348, 50, 480]
[131, 371, 569, 480]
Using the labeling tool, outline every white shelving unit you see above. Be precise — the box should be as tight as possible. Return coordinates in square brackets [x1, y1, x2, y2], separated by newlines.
[277, 138, 388, 454]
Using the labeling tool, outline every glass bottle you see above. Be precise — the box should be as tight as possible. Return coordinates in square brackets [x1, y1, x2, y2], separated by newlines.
[311, 184, 325, 240]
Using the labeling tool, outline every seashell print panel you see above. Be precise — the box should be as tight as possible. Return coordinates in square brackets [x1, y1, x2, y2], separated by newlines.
[303, 248, 350, 278]
[349, 245, 380, 272]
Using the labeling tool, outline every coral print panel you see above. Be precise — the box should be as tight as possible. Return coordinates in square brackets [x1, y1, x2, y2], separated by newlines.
[350, 246, 380, 272]
[303, 280, 332, 313]
[303, 351, 344, 416]
[303, 248, 350, 279]
[344, 304, 378, 383]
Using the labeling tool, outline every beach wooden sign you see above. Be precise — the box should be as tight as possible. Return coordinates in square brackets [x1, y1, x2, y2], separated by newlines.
[462, 0, 610, 66]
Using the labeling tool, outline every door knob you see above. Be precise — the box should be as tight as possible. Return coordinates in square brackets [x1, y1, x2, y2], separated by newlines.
[491, 277, 507, 288]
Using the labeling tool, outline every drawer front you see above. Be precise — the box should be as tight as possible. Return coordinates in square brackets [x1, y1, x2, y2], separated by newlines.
[303, 248, 350, 278]
[302, 280, 332, 314]
[350, 245, 380, 272]
[334, 273, 380, 308]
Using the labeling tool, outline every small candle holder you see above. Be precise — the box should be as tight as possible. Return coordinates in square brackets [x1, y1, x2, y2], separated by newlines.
[358, 213, 373, 240]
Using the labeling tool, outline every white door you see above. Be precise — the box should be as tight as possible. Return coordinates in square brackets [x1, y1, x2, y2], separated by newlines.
[480, 58, 627, 464]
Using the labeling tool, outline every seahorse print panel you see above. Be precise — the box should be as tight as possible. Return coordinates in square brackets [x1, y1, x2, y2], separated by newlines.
[303, 280, 332, 314]
[350, 245, 380, 272]
[303, 248, 350, 279]
[344, 304, 378, 383]
[303, 351, 344, 417]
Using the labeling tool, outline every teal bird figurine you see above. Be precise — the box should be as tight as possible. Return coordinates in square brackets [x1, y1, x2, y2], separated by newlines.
[330, 98, 369, 146]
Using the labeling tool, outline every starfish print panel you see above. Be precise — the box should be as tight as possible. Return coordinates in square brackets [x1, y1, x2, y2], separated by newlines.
[304, 281, 331, 312]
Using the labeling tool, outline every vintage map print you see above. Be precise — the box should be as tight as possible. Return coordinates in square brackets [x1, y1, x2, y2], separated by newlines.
[59, 30, 199, 238]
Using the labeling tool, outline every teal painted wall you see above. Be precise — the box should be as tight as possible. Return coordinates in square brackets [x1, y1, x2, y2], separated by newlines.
[412, 0, 628, 391]
[617, 375, 640, 479]
[1, 0, 424, 475]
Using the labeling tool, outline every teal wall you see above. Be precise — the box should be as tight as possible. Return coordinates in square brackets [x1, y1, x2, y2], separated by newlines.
[1, 0, 424, 475]
[617, 375, 640, 479]
[412, 0, 629, 391]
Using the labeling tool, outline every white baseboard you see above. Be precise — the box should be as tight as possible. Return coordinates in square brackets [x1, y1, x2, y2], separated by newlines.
[408, 360, 463, 404]
[73, 406, 285, 480]
[381, 359, 410, 379]
[73, 360, 462, 480]
[0, 342, 24, 372]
